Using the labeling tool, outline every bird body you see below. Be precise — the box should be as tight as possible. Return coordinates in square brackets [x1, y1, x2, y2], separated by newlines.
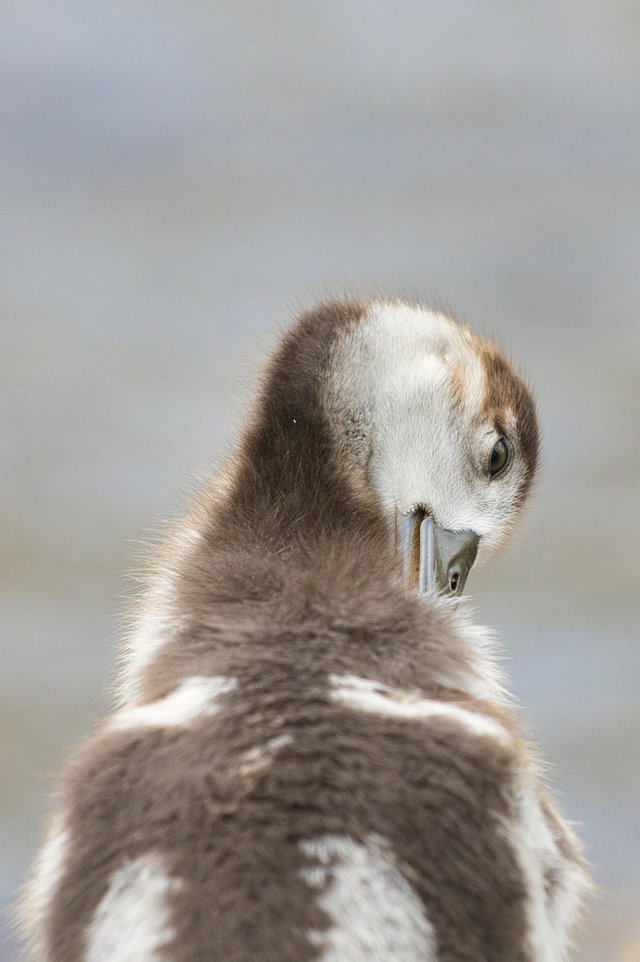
[21, 300, 589, 962]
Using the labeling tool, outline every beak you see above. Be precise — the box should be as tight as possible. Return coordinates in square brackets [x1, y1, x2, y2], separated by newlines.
[397, 510, 479, 597]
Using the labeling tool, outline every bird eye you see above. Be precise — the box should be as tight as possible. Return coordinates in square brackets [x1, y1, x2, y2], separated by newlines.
[489, 437, 510, 479]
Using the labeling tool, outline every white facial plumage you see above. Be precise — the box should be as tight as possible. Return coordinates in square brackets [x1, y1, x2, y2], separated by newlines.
[325, 302, 532, 562]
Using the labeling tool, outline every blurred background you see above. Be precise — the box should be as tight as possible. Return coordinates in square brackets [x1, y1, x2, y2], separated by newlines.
[2, 2, 639, 959]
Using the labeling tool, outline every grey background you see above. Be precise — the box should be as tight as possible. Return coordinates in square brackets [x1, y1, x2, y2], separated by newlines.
[2, 2, 639, 959]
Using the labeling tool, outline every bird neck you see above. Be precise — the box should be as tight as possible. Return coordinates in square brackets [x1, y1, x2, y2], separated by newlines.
[213, 402, 385, 557]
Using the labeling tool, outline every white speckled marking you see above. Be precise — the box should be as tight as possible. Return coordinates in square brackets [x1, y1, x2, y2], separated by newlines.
[85, 852, 182, 962]
[109, 675, 238, 731]
[238, 733, 293, 777]
[330, 674, 508, 741]
[300, 834, 436, 961]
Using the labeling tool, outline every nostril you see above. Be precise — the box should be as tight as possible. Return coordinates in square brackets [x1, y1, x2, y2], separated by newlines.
[448, 567, 460, 594]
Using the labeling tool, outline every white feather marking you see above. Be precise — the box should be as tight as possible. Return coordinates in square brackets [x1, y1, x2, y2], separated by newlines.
[85, 853, 182, 962]
[19, 816, 69, 953]
[504, 777, 589, 962]
[238, 733, 293, 777]
[545, 857, 589, 955]
[439, 597, 510, 705]
[330, 674, 508, 741]
[109, 675, 237, 731]
[300, 834, 437, 962]
[118, 527, 203, 706]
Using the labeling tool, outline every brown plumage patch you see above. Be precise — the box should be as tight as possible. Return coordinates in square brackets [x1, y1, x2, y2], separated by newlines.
[218, 299, 377, 547]
[479, 344, 540, 500]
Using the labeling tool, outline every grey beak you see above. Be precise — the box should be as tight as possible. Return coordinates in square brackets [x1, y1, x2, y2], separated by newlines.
[397, 511, 479, 597]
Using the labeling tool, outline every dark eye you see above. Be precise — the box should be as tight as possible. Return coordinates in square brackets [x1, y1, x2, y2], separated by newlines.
[489, 437, 510, 479]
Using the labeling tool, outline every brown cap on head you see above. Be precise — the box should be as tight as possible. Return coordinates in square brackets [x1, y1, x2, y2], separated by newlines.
[480, 342, 540, 503]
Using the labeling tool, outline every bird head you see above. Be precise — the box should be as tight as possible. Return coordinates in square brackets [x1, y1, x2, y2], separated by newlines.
[324, 301, 540, 597]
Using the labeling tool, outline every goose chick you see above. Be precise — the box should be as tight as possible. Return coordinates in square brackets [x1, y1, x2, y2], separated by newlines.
[21, 300, 589, 962]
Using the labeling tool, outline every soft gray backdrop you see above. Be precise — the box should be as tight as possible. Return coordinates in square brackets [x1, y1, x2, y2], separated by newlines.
[2, 3, 639, 960]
